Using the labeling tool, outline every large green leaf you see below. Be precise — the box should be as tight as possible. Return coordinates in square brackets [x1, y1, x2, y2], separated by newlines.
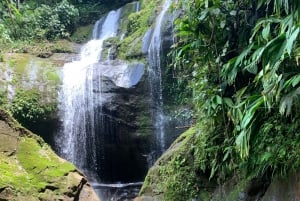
[286, 26, 299, 56]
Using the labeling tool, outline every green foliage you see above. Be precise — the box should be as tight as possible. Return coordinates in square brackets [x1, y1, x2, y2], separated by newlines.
[0, 0, 79, 41]
[70, 24, 93, 43]
[118, 0, 158, 59]
[0, 89, 7, 107]
[246, 113, 300, 178]
[0, 53, 4, 62]
[34, 0, 79, 40]
[10, 89, 57, 127]
[171, 0, 300, 186]
[0, 0, 138, 43]
[0, 24, 12, 44]
[221, 0, 300, 160]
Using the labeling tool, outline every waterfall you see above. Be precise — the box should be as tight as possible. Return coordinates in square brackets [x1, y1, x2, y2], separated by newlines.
[54, 0, 174, 199]
[3, 69, 14, 102]
[56, 8, 122, 177]
[136, 1, 140, 12]
[148, 0, 172, 155]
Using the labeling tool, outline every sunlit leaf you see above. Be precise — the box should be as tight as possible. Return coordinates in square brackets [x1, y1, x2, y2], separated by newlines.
[262, 23, 270, 41]
[286, 26, 299, 56]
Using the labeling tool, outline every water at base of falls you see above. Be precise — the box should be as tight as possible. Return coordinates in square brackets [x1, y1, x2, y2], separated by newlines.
[93, 182, 143, 201]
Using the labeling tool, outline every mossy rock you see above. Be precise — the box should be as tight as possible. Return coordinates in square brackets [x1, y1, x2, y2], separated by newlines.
[137, 127, 214, 201]
[118, 2, 140, 37]
[70, 25, 94, 43]
[1, 40, 77, 57]
[117, 0, 162, 60]
[0, 109, 99, 201]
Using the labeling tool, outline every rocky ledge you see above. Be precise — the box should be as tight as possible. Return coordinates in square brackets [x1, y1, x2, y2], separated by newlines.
[0, 109, 100, 201]
[135, 127, 300, 201]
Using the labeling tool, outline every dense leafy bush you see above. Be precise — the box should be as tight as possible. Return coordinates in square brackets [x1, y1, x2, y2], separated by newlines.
[171, 0, 300, 184]
[34, 0, 79, 40]
[10, 89, 57, 127]
[0, 24, 12, 44]
[0, 0, 78, 41]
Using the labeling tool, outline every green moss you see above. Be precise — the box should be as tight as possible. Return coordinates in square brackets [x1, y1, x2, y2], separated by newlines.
[15, 57, 30, 75]
[10, 88, 57, 127]
[140, 127, 213, 201]
[0, 110, 86, 200]
[46, 70, 60, 83]
[0, 135, 75, 197]
[0, 136, 77, 197]
[0, 153, 30, 192]
[17, 137, 75, 180]
[211, 178, 249, 201]
[0, 88, 7, 107]
[7, 54, 60, 89]
[70, 24, 93, 43]
[50, 40, 77, 53]
[118, 2, 139, 37]
[101, 37, 120, 60]
[0, 53, 4, 62]
[227, 179, 248, 200]
[2, 53, 61, 122]
[119, 31, 144, 59]
[118, 0, 160, 60]
[137, 118, 151, 131]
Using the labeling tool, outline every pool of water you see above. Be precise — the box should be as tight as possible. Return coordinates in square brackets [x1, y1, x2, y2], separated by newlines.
[92, 182, 143, 201]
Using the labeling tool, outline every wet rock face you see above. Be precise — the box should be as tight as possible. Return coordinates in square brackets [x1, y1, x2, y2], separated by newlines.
[0, 109, 100, 201]
[160, 10, 175, 56]
[0, 53, 74, 145]
[89, 61, 153, 182]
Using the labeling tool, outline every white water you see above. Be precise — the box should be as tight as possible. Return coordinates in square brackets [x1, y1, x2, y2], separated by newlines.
[55, 0, 173, 199]
[3, 69, 14, 102]
[136, 1, 140, 12]
[57, 8, 122, 172]
[148, 0, 172, 154]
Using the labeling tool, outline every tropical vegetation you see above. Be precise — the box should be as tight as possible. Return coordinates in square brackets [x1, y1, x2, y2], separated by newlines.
[168, 0, 300, 191]
[0, 0, 134, 45]
[1, 0, 300, 200]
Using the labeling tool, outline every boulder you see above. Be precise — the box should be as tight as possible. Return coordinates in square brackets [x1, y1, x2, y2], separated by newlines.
[0, 109, 100, 201]
[262, 171, 300, 201]
[136, 126, 300, 201]
[135, 128, 213, 201]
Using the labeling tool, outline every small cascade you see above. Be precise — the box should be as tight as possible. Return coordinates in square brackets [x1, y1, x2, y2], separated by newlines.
[136, 1, 140, 12]
[56, 8, 122, 177]
[148, 0, 173, 155]
[3, 69, 14, 102]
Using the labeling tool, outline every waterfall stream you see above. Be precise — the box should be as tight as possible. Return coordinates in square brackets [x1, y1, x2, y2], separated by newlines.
[56, 8, 122, 177]
[55, 0, 173, 200]
[148, 0, 173, 155]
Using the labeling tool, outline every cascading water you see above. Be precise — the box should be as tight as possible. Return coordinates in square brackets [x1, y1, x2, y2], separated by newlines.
[3, 69, 14, 102]
[56, 4, 146, 200]
[56, 8, 122, 178]
[54, 0, 175, 200]
[135, 1, 140, 12]
[148, 0, 173, 155]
